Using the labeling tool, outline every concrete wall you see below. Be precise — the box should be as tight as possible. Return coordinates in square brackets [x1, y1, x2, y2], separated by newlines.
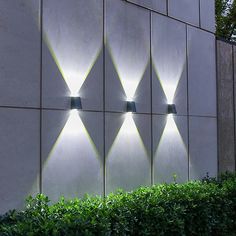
[0, 0, 217, 214]
[217, 40, 236, 173]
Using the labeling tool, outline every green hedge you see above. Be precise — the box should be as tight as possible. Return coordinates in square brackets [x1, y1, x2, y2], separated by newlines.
[0, 173, 236, 236]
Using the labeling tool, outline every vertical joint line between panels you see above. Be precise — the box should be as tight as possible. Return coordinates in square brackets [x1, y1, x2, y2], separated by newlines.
[186, 24, 190, 181]
[39, 0, 43, 194]
[166, 0, 169, 16]
[103, 0, 106, 198]
[199, 0, 201, 29]
[150, 11, 154, 186]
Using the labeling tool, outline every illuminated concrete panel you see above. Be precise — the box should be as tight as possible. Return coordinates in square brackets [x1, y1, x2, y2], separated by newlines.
[128, 0, 167, 14]
[106, 113, 151, 193]
[0, 0, 40, 108]
[188, 27, 216, 117]
[189, 117, 217, 180]
[42, 110, 103, 201]
[168, 0, 199, 26]
[152, 14, 187, 115]
[0, 108, 40, 214]
[42, 0, 103, 111]
[105, 0, 151, 113]
[153, 115, 188, 183]
[200, 0, 215, 33]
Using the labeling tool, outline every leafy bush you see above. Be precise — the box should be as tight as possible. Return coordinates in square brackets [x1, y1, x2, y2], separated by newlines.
[0, 173, 236, 236]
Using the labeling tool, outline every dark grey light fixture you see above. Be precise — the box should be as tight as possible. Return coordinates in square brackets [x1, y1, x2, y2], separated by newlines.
[168, 104, 177, 114]
[71, 97, 82, 110]
[127, 101, 136, 113]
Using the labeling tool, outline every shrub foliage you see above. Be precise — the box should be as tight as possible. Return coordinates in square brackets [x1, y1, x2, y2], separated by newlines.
[0, 173, 236, 235]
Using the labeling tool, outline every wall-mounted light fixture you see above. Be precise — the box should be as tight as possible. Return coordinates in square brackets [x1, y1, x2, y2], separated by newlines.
[127, 101, 136, 113]
[168, 104, 177, 114]
[71, 97, 82, 110]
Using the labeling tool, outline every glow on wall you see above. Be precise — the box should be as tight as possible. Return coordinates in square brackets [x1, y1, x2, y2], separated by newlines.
[106, 0, 150, 103]
[106, 113, 151, 193]
[42, 110, 103, 201]
[43, 0, 103, 97]
[153, 115, 188, 183]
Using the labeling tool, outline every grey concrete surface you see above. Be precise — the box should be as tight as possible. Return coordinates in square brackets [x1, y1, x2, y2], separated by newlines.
[105, 0, 151, 113]
[153, 115, 188, 183]
[105, 113, 151, 193]
[188, 26, 216, 117]
[168, 0, 199, 26]
[152, 14, 187, 115]
[0, 0, 219, 213]
[42, 0, 103, 111]
[128, 0, 167, 14]
[42, 110, 104, 201]
[200, 0, 215, 33]
[217, 41, 235, 173]
[189, 117, 217, 180]
[0, 0, 40, 108]
[0, 108, 40, 214]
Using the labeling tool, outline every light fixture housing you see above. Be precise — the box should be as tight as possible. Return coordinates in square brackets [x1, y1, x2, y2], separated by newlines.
[127, 101, 136, 113]
[168, 104, 177, 114]
[71, 97, 82, 110]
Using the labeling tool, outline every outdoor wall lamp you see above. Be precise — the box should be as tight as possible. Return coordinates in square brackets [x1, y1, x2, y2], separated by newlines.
[71, 97, 82, 110]
[127, 101, 136, 113]
[168, 104, 177, 114]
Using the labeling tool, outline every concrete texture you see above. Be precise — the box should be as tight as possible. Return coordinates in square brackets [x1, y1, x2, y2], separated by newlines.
[189, 117, 217, 180]
[0, 108, 40, 214]
[217, 41, 235, 173]
[168, 0, 199, 26]
[42, 0, 103, 111]
[42, 110, 104, 201]
[0, 0, 219, 213]
[152, 13, 187, 115]
[188, 26, 216, 117]
[105, 0, 151, 113]
[153, 115, 188, 183]
[128, 0, 167, 14]
[0, 0, 40, 108]
[105, 113, 151, 193]
[200, 0, 215, 33]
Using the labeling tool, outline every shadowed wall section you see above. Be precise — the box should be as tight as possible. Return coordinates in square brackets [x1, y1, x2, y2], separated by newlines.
[0, 0, 217, 214]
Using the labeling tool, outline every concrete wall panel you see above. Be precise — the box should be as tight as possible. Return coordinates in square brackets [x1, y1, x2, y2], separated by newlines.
[42, 110, 103, 201]
[217, 41, 235, 173]
[128, 0, 167, 14]
[200, 0, 215, 33]
[42, 0, 103, 111]
[168, 0, 199, 26]
[105, 0, 151, 113]
[152, 14, 187, 115]
[153, 115, 188, 183]
[188, 27, 216, 117]
[105, 113, 151, 193]
[189, 117, 217, 180]
[0, 108, 40, 214]
[0, 0, 40, 108]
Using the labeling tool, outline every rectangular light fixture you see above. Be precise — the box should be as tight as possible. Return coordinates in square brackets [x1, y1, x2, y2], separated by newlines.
[168, 104, 177, 114]
[127, 101, 136, 113]
[71, 97, 82, 110]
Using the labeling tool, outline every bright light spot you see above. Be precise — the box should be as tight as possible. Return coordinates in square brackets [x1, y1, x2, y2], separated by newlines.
[165, 115, 178, 134]
[162, 83, 177, 104]
[65, 110, 84, 135]
[122, 80, 138, 102]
